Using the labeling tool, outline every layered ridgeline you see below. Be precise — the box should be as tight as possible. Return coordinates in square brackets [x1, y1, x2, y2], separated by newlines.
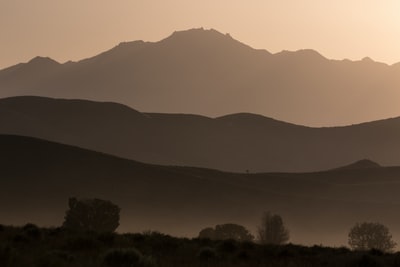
[2, 134, 400, 246]
[1, 28, 400, 126]
[0, 96, 399, 172]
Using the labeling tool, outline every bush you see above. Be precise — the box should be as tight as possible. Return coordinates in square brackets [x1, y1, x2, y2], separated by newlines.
[22, 223, 42, 240]
[198, 223, 254, 242]
[65, 235, 101, 251]
[236, 250, 250, 260]
[35, 250, 75, 267]
[197, 247, 217, 261]
[218, 239, 238, 253]
[358, 255, 382, 267]
[103, 248, 156, 267]
[98, 232, 117, 246]
[0, 246, 13, 267]
[63, 197, 120, 233]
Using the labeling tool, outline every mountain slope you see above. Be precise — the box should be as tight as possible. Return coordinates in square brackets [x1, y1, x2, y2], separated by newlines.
[1, 96, 400, 172]
[2, 134, 400, 246]
[1, 28, 400, 126]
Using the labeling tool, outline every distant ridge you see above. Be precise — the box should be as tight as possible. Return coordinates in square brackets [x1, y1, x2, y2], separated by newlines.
[1, 28, 400, 126]
[3, 134, 400, 246]
[1, 96, 400, 172]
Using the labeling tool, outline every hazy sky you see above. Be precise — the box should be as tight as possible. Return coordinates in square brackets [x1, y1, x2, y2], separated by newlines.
[1, 0, 400, 69]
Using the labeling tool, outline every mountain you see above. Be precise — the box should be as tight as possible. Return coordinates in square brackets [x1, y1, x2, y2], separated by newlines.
[2, 134, 400, 246]
[1, 28, 400, 126]
[334, 159, 381, 171]
[1, 96, 400, 172]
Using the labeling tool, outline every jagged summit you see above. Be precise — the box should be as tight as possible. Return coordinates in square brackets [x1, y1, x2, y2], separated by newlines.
[335, 159, 381, 171]
[160, 27, 255, 51]
[168, 28, 227, 39]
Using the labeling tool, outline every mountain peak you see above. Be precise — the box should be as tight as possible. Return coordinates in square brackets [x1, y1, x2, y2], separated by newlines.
[335, 159, 381, 171]
[361, 56, 374, 62]
[299, 49, 325, 58]
[162, 28, 248, 48]
[276, 49, 327, 61]
[169, 27, 225, 38]
[28, 56, 59, 65]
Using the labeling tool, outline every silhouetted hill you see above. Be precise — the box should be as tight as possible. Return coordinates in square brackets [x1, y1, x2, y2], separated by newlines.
[1, 28, 400, 126]
[1, 96, 400, 172]
[334, 159, 381, 171]
[3, 134, 400, 246]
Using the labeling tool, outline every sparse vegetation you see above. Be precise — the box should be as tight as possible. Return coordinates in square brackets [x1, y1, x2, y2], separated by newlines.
[103, 248, 156, 267]
[1, 224, 400, 267]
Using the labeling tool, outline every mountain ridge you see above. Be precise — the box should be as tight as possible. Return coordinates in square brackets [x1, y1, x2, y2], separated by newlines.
[4, 28, 398, 70]
[1, 28, 399, 126]
[1, 96, 400, 173]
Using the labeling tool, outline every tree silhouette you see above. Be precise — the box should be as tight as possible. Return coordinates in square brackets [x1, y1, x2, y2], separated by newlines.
[198, 223, 254, 242]
[348, 222, 396, 252]
[257, 212, 289, 245]
[63, 197, 120, 233]
[198, 227, 215, 240]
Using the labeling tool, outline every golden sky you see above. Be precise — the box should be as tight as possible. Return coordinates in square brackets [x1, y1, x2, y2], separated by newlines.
[1, 0, 400, 69]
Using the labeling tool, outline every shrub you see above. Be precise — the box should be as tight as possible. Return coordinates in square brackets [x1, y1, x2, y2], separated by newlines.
[22, 223, 42, 240]
[98, 232, 116, 246]
[35, 250, 75, 267]
[197, 247, 217, 261]
[65, 235, 101, 251]
[358, 255, 382, 267]
[63, 197, 120, 233]
[0, 246, 13, 266]
[218, 239, 238, 253]
[198, 223, 254, 242]
[103, 248, 156, 267]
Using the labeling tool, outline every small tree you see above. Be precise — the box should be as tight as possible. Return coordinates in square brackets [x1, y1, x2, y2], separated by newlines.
[63, 197, 120, 233]
[198, 223, 254, 242]
[348, 222, 396, 252]
[257, 212, 289, 245]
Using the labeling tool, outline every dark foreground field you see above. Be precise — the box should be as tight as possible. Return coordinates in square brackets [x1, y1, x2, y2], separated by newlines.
[1, 224, 400, 267]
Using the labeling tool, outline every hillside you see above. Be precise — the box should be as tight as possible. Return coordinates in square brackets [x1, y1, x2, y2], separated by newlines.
[3, 134, 400, 246]
[0, 226, 395, 267]
[1, 28, 400, 126]
[1, 96, 400, 172]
